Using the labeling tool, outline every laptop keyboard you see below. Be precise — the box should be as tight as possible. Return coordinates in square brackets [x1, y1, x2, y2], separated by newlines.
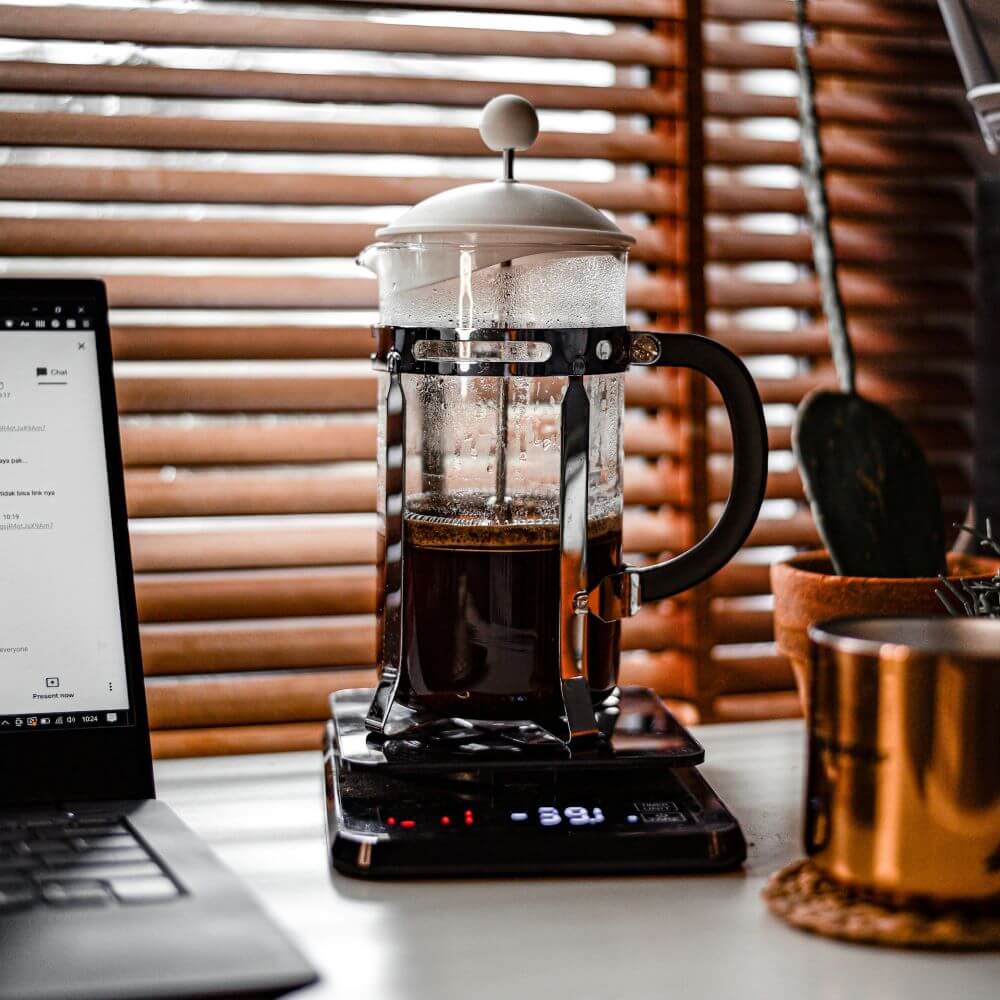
[0, 810, 182, 910]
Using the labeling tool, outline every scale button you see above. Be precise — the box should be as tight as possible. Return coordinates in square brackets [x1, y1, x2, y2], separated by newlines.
[510, 812, 528, 822]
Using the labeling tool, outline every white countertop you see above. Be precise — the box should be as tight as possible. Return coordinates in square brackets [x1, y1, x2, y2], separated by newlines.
[154, 720, 999, 1000]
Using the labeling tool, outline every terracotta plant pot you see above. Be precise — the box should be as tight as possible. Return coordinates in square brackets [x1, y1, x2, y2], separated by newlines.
[771, 550, 999, 714]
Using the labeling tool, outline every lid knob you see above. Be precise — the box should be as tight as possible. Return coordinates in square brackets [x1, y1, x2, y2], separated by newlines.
[480, 95, 538, 181]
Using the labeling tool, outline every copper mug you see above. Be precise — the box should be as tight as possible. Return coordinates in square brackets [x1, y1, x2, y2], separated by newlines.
[806, 617, 1000, 904]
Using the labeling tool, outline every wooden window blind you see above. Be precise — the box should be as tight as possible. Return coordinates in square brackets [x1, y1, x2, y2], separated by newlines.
[698, 0, 974, 722]
[0, 0, 973, 755]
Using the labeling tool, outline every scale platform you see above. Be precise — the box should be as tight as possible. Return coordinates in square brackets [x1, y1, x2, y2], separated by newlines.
[324, 687, 746, 879]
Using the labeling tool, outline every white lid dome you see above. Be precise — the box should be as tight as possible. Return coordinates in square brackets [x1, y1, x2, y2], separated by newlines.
[374, 95, 634, 249]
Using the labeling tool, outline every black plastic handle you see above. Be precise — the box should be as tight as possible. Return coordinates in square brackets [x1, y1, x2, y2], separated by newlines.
[630, 332, 768, 603]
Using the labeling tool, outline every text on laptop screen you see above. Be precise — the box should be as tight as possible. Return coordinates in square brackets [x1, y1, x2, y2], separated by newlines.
[0, 301, 132, 733]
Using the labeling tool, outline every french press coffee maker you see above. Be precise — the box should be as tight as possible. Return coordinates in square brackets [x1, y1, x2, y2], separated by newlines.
[359, 96, 767, 745]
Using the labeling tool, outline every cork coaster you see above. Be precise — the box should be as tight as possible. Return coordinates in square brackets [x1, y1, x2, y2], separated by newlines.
[763, 859, 1000, 951]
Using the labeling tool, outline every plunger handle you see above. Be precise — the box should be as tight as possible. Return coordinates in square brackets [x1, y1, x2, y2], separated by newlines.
[480, 94, 539, 182]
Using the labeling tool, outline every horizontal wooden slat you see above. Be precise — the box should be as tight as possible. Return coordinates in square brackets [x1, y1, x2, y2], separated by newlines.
[708, 415, 972, 456]
[0, 4, 949, 76]
[707, 224, 970, 267]
[710, 562, 772, 598]
[126, 464, 376, 517]
[707, 273, 972, 312]
[710, 608, 775, 645]
[122, 451, 968, 519]
[123, 458, 674, 517]
[706, 37, 957, 82]
[120, 412, 673, 466]
[128, 508, 675, 573]
[121, 416, 377, 466]
[0, 165, 968, 227]
[111, 360, 967, 421]
[151, 721, 324, 758]
[0, 112, 679, 163]
[749, 369, 971, 407]
[4, 268, 966, 315]
[264, 0, 939, 35]
[0, 61, 679, 116]
[112, 325, 374, 362]
[116, 367, 377, 413]
[140, 615, 376, 674]
[0, 112, 969, 175]
[710, 692, 803, 723]
[0, 5, 676, 65]
[113, 368, 673, 414]
[746, 512, 819, 549]
[0, 166, 678, 215]
[709, 320, 972, 360]
[706, 0, 941, 34]
[129, 517, 378, 572]
[0, 216, 966, 269]
[137, 566, 376, 622]
[266, 0, 685, 20]
[0, 60, 962, 131]
[711, 459, 969, 504]
[706, 85, 965, 131]
[110, 317, 972, 365]
[0, 218, 377, 260]
[704, 132, 968, 175]
[710, 653, 795, 694]
[0, 216, 672, 265]
[706, 177, 971, 222]
[3, 271, 680, 314]
[147, 669, 373, 728]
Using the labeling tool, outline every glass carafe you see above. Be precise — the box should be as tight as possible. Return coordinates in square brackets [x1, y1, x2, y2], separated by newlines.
[360, 97, 768, 743]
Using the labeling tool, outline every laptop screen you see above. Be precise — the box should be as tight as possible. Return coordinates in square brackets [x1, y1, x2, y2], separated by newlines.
[1, 296, 134, 735]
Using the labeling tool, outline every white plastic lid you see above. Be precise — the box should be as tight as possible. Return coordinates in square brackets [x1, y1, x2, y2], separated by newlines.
[374, 95, 634, 249]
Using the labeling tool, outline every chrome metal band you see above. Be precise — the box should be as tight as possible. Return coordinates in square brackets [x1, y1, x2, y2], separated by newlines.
[558, 373, 600, 742]
[365, 355, 407, 734]
[371, 325, 631, 377]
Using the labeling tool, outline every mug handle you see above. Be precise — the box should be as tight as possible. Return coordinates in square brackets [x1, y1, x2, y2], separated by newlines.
[590, 332, 768, 621]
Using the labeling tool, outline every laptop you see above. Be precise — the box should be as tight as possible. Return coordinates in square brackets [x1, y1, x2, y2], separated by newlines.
[0, 279, 318, 999]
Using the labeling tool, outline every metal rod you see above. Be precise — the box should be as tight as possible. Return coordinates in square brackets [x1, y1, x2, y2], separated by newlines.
[491, 258, 513, 521]
[502, 148, 515, 182]
[492, 371, 511, 521]
[366, 356, 407, 734]
[558, 372, 599, 742]
[490, 144, 515, 519]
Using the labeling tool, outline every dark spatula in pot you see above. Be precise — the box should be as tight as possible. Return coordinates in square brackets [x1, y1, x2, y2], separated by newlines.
[790, 0, 945, 578]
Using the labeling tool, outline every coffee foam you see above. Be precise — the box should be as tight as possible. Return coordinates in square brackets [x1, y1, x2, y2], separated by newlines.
[404, 490, 621, 548]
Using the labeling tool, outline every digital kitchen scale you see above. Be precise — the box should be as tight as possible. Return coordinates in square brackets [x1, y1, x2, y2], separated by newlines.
[324, 687, 746, 878]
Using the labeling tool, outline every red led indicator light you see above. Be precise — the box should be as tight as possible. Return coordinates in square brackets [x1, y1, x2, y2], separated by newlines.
[400, 819, 417, 829]
[440, 816, 451, 826]
[386, 817, 396, 827]
[464, 815, 474, 826]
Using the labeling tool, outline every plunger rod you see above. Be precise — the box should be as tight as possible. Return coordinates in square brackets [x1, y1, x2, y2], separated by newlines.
[492, 259, 512, 521]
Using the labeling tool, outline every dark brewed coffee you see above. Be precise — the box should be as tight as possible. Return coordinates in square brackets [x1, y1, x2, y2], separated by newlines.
[396, 500, 622, 723]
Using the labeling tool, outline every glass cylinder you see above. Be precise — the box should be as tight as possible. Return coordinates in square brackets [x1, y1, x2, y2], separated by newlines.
[368, 242, 628, 727]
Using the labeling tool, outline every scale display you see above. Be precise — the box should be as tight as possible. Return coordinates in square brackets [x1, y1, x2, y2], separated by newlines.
[324, 688, 746, 879]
